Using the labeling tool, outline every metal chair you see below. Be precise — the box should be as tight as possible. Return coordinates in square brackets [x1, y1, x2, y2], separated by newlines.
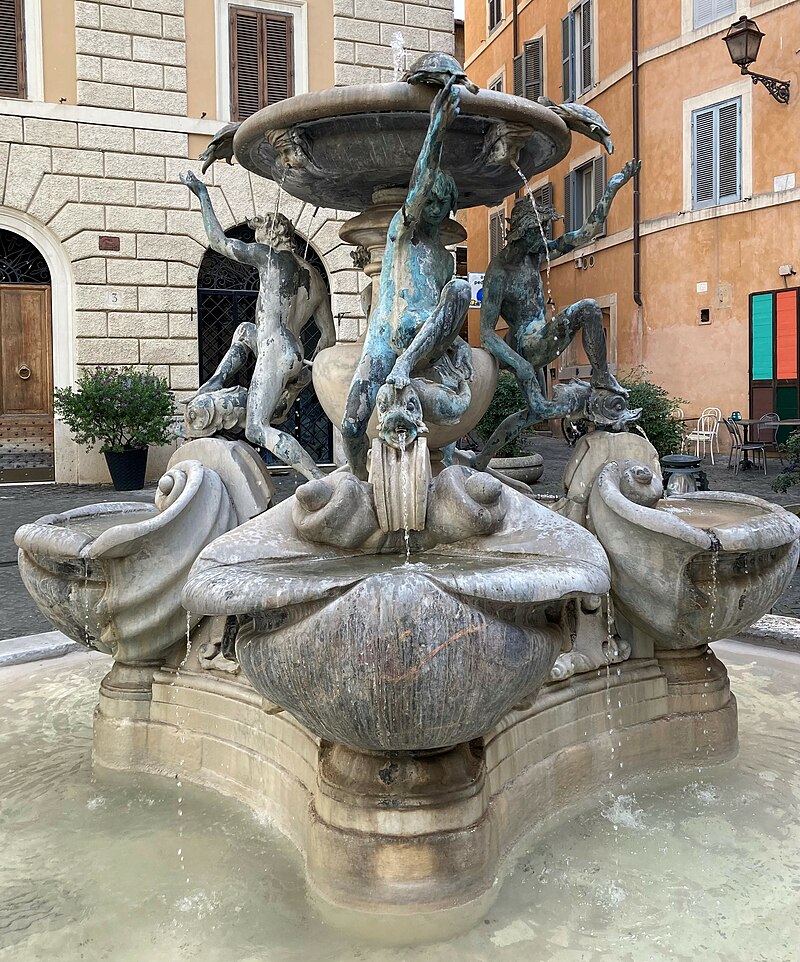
[757, 413, 784, 464]
[723, 417, 767, 475]
[684, 413, 719, 463]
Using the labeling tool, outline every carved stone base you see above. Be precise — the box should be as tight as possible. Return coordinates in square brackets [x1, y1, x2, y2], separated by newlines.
[92, 651, 738, 942]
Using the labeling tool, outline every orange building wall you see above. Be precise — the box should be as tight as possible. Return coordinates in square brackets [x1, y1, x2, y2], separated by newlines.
[464, 0, 800, 420]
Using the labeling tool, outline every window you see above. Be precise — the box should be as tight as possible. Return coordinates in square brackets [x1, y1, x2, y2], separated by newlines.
[531, 183, 554, 240]
[489, 74, 503, 93]
[0, 0, 26, 99]
[694, 0, 735, 30]
[564, 155, 606, 236]
[489, 208, 505, 259]
[513, 37, 543, 102]
[488, 0, 502, 32]
[560, 299, 615, 378]
[229, 5, 293, 122]
[692, 97, 741, 209]
[561, 0, 593, 101]
[454, 246, 468, 278]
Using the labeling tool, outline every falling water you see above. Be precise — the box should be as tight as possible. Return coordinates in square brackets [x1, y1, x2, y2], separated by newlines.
[303, 206, 319, 261]
[398, 431, 411, 563]
[390, 32, 407, 82]
[82, 558, 91, 647]
[511, 162, 554, 320]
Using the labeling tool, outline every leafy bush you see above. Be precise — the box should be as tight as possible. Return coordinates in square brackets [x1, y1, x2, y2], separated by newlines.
[772, 430, 800, 493]
[54, 366, 175, 453]
[474, 371, 531, 457]
[618, 368, 685, 459]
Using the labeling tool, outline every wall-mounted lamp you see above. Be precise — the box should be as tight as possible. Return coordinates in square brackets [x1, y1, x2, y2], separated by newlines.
[723, 16, 790, 104]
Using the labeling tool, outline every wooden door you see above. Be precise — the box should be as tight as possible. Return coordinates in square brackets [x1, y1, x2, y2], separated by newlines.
[0, 285, 54, 482]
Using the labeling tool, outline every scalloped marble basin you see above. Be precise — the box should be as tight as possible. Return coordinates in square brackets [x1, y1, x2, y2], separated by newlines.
[184, 466, 610, 752]
[233, 83, 571, 211]
[588, 464, 800, 649]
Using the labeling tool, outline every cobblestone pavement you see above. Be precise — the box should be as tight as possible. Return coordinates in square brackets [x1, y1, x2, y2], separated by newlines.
[1, 441, 798, 640]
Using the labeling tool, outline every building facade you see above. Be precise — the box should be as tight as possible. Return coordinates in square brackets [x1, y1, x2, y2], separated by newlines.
[0, 0, 454, 483]
[463, 0, 800, 429]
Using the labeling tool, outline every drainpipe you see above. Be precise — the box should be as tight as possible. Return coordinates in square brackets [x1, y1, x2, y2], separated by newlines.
[632, 0, 642, 309]
[512, 0, 518, 61]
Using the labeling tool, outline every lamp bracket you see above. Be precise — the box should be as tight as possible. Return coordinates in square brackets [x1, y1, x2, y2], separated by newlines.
[742, 67, 791, 104]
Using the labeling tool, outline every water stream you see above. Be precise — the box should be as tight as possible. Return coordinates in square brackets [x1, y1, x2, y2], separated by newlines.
[511, 162, 554, 321]
[1, 642, 799, 960]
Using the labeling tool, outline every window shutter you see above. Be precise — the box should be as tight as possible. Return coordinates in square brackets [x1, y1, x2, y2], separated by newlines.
[717, 98, 740, 203]
[563, 174, 573, 232]
[593, 154, 606, 237]
[524, 37, 543, 101]
[580, 0, 593, 93]
[513, 53, 523, 97]
[695, 0, 735, 29]
[561, 15, 573, 102]
[692, 106, 715, 207]
[0, 0, 25, 99]
[265, 12, 293, 106]
[533, 182, 554, 239]
[230, 7, 293, 122]
[489, 210, 504, 259]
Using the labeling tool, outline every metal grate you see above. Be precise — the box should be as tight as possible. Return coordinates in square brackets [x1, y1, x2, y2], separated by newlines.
[196, 224, 333, 463]
[0, 229, 50, 284]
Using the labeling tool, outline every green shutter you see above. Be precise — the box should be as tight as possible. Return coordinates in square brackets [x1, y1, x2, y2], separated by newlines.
[751, 293, 773, 380]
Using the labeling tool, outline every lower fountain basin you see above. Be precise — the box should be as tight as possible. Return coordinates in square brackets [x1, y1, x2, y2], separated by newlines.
[183, 466, 611, 752]
[589, 462, 800, 649]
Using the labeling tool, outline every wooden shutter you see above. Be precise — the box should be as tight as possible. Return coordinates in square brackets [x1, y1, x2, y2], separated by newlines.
[0, 0, 25, 99]
[593, 154, 606, 238]
[489, 210, 504, 259]
[579, 0, 593, 94]
[717, 98, 741, 204]
[561, 15, 573, 101]
[524, 37, 543, 101]
[513, 53, 523, 96]
[230, 6, 294, 122]
[692, 106, 715, 208]
[532, 182, 554, 239]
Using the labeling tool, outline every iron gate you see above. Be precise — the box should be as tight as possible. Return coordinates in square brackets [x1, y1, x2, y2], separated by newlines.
[196, 225, 334, 464]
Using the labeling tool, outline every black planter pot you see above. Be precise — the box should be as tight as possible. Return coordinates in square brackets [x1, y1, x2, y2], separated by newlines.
[104, 448, 148, 491]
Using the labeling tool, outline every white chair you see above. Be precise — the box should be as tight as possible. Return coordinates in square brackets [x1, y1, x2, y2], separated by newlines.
[684, 413, 719, 463]
[700, 406, 722, 456]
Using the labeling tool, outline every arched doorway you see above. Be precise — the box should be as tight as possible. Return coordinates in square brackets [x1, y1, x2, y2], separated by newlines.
[0, 229, 53, 482]
[196, 225, 334, 464]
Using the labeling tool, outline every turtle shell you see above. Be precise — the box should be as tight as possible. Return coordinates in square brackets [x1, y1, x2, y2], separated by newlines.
[402, 51, 468, 83]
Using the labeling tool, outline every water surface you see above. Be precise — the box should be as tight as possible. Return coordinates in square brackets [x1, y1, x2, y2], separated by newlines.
[1, 642, 798, 961]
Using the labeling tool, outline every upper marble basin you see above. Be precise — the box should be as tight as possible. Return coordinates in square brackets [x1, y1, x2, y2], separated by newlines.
[233, 83, 571, 211]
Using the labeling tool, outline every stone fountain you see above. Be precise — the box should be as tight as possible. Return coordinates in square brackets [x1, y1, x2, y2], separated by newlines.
[15, 56, 800, 942]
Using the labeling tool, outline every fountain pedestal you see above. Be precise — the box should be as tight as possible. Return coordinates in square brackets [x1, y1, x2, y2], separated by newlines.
[92, 640, 738, 942]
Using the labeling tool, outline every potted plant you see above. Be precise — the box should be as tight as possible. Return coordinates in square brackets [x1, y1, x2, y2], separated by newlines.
[54, 366, 175, 490]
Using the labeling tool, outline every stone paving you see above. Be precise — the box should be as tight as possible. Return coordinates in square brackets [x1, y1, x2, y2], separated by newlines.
[1, 439, 798, 641]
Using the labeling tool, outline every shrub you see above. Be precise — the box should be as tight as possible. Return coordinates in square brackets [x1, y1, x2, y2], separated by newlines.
[54, 366, 175, 453]
[772, 430, 800, 493]
[474, 371, 531, 457]
[618, 368, 685, 459]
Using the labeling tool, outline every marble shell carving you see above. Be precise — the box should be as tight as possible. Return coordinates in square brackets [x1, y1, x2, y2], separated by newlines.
[15, 460, 238, 665]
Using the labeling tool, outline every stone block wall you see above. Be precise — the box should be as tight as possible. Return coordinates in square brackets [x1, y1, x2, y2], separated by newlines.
[75, 0, 188, 114]
[0, 114, 363, 481]
[333, 0, 455, 85]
